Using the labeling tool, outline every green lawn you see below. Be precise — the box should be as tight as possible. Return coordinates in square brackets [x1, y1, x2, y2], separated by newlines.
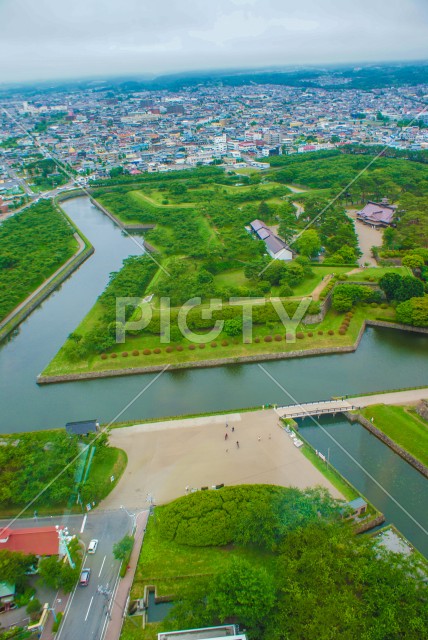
[213, 268, 248, 288]
[86, 446, 128, 502]
[348, 266, 411, 282]
[359, 404, 428, 467]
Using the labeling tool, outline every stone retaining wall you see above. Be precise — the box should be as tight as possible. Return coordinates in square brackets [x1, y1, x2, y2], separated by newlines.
[366, 319, 428, 335]
[344, 411, 428, 479]
[38, 338, 365, 384]
[354, 514, 385, 533]
[303, 289, 333, 325]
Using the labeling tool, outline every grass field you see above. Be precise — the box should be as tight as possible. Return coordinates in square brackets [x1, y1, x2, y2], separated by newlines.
[348, 266, 411, 282]
[87, 446, 128, 502]
[359, 404, 428, 467]
[213, 268, 248, 288]
[288, 266, 353, 297]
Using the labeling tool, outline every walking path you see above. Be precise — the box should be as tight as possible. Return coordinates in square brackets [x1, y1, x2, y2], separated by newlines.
[103, 510, 149, 640]
[346, 208, 383, 266]
[351, 388, 428, 408]
[0, 232, 86, 333]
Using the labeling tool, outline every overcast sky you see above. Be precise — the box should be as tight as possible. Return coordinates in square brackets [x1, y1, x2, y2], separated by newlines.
[1, 0, 427, 83]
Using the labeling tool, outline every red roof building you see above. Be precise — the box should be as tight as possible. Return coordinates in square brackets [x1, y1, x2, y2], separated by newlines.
[0, 526, 61, 556]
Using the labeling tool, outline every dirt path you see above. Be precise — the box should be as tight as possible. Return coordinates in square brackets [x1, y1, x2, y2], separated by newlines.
[347, 209, 382, 266]
[103, 410, 343, 509]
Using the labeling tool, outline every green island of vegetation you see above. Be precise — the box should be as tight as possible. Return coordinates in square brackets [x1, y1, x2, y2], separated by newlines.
[43, 152, 428, 378]
[0, 199, 79, 323]
[121, 484, 428, 640]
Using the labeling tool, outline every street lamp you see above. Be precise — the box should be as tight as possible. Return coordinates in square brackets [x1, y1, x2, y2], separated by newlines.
[120, 505, 137, 534]
[55, 525, 75, 570]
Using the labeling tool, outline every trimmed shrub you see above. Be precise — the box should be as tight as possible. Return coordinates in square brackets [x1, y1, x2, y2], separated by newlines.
[371, 302, 378, 308]
[286, 333, 294, 341]
[111, 353, 117, 358]
[296, 332, 304, 339]
[153, 347, 161, 354]
[176, 345, 183, 351]
[254, 337, 260, 343]
[328, 330, 334, 335]
[211, 342, 217, 348]
[188, 344, 196, 350]
[339, 328, 346, 335]
[143, 349, 151, 355]
[132, 350, 139, 356]
[307, 332, 313, 337]
[101, 353, 107, 360]
[221, 340, 229, 347]
[318, 330, 323, 335]
[264, 335, 273, 343]
[199, 343, 206, 349]
[380, 303, 388, 309]
[165, 346, 173, 353]
[274, 334, 282, 342]
[122, 351, 128, 357]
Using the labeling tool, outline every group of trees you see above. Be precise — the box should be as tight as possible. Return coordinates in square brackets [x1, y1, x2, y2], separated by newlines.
[332, 283, 380, 312]
[38, 539, 80, 593]
[265, 149, 428, 202]
[156, 485, 428, 639]
[65, 255, 158, 360]
[0, 200, 77, 322]
[379, 272, 425, 302]
[0, 431, 79, 509]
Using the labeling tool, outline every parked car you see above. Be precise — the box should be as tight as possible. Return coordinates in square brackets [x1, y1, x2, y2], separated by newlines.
[79, 568, 91, 586]
[88, 539, 98, 554]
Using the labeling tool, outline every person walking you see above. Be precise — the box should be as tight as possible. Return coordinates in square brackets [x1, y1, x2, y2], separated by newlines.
[236, 440, 239, 448]
[225, 432, 228, 440]
[231, 426, 235, 432]
[258, 436, 261, 442]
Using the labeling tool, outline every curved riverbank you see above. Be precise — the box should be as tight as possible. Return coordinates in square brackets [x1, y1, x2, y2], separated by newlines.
[37, 320, 428, 385]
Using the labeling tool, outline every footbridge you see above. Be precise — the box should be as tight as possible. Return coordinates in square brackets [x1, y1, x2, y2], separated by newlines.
[275, 399, 355, 420]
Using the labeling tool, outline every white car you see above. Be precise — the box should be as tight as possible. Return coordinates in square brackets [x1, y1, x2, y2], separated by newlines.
[88, 539, 98, 554]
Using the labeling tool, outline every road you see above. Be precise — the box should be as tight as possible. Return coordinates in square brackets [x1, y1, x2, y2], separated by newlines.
[0, 509, 136, 640]
[7, 166, 35, 196]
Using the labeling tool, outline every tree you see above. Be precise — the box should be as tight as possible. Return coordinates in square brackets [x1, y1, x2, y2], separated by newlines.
[113, 535, 134, 561]
[396, 276, 424, 302]
[224, 317, 243, 337]
[296, 229, 321, 257]
[0, 550, 36, 586]
[402, 254, 424, 270]
[26, 598, 42, 620]
[207, 558, 276, 632]
[38, 556, 63, 590]
[396, 296, 428, 327]
[379, 272, 402, 300]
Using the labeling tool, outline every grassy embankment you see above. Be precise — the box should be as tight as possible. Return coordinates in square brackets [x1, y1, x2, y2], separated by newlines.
[359, 404, 428, 467]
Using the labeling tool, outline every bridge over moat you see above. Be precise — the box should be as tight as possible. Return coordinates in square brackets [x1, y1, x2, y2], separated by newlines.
[275, 399, 355, 420]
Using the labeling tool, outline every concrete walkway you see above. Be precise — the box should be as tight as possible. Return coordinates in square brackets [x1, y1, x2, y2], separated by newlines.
[103, 510, 149, 640]
[351, 388, 428, 408]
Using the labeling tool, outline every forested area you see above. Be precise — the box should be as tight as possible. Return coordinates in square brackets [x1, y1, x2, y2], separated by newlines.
[0, 200, 77, 322]
[133, 486, 428, 640]
[25, 156, 69, 190]
[265, 152, 428, 202]
[0, 431, 79, 509]
[65, 254, 158, 360]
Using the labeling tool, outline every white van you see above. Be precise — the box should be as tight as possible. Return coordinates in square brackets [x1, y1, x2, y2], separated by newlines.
[88, 539, 98, 554]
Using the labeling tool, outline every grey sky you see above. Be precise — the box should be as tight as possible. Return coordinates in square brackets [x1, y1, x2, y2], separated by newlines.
[0, 0, 427, 83]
